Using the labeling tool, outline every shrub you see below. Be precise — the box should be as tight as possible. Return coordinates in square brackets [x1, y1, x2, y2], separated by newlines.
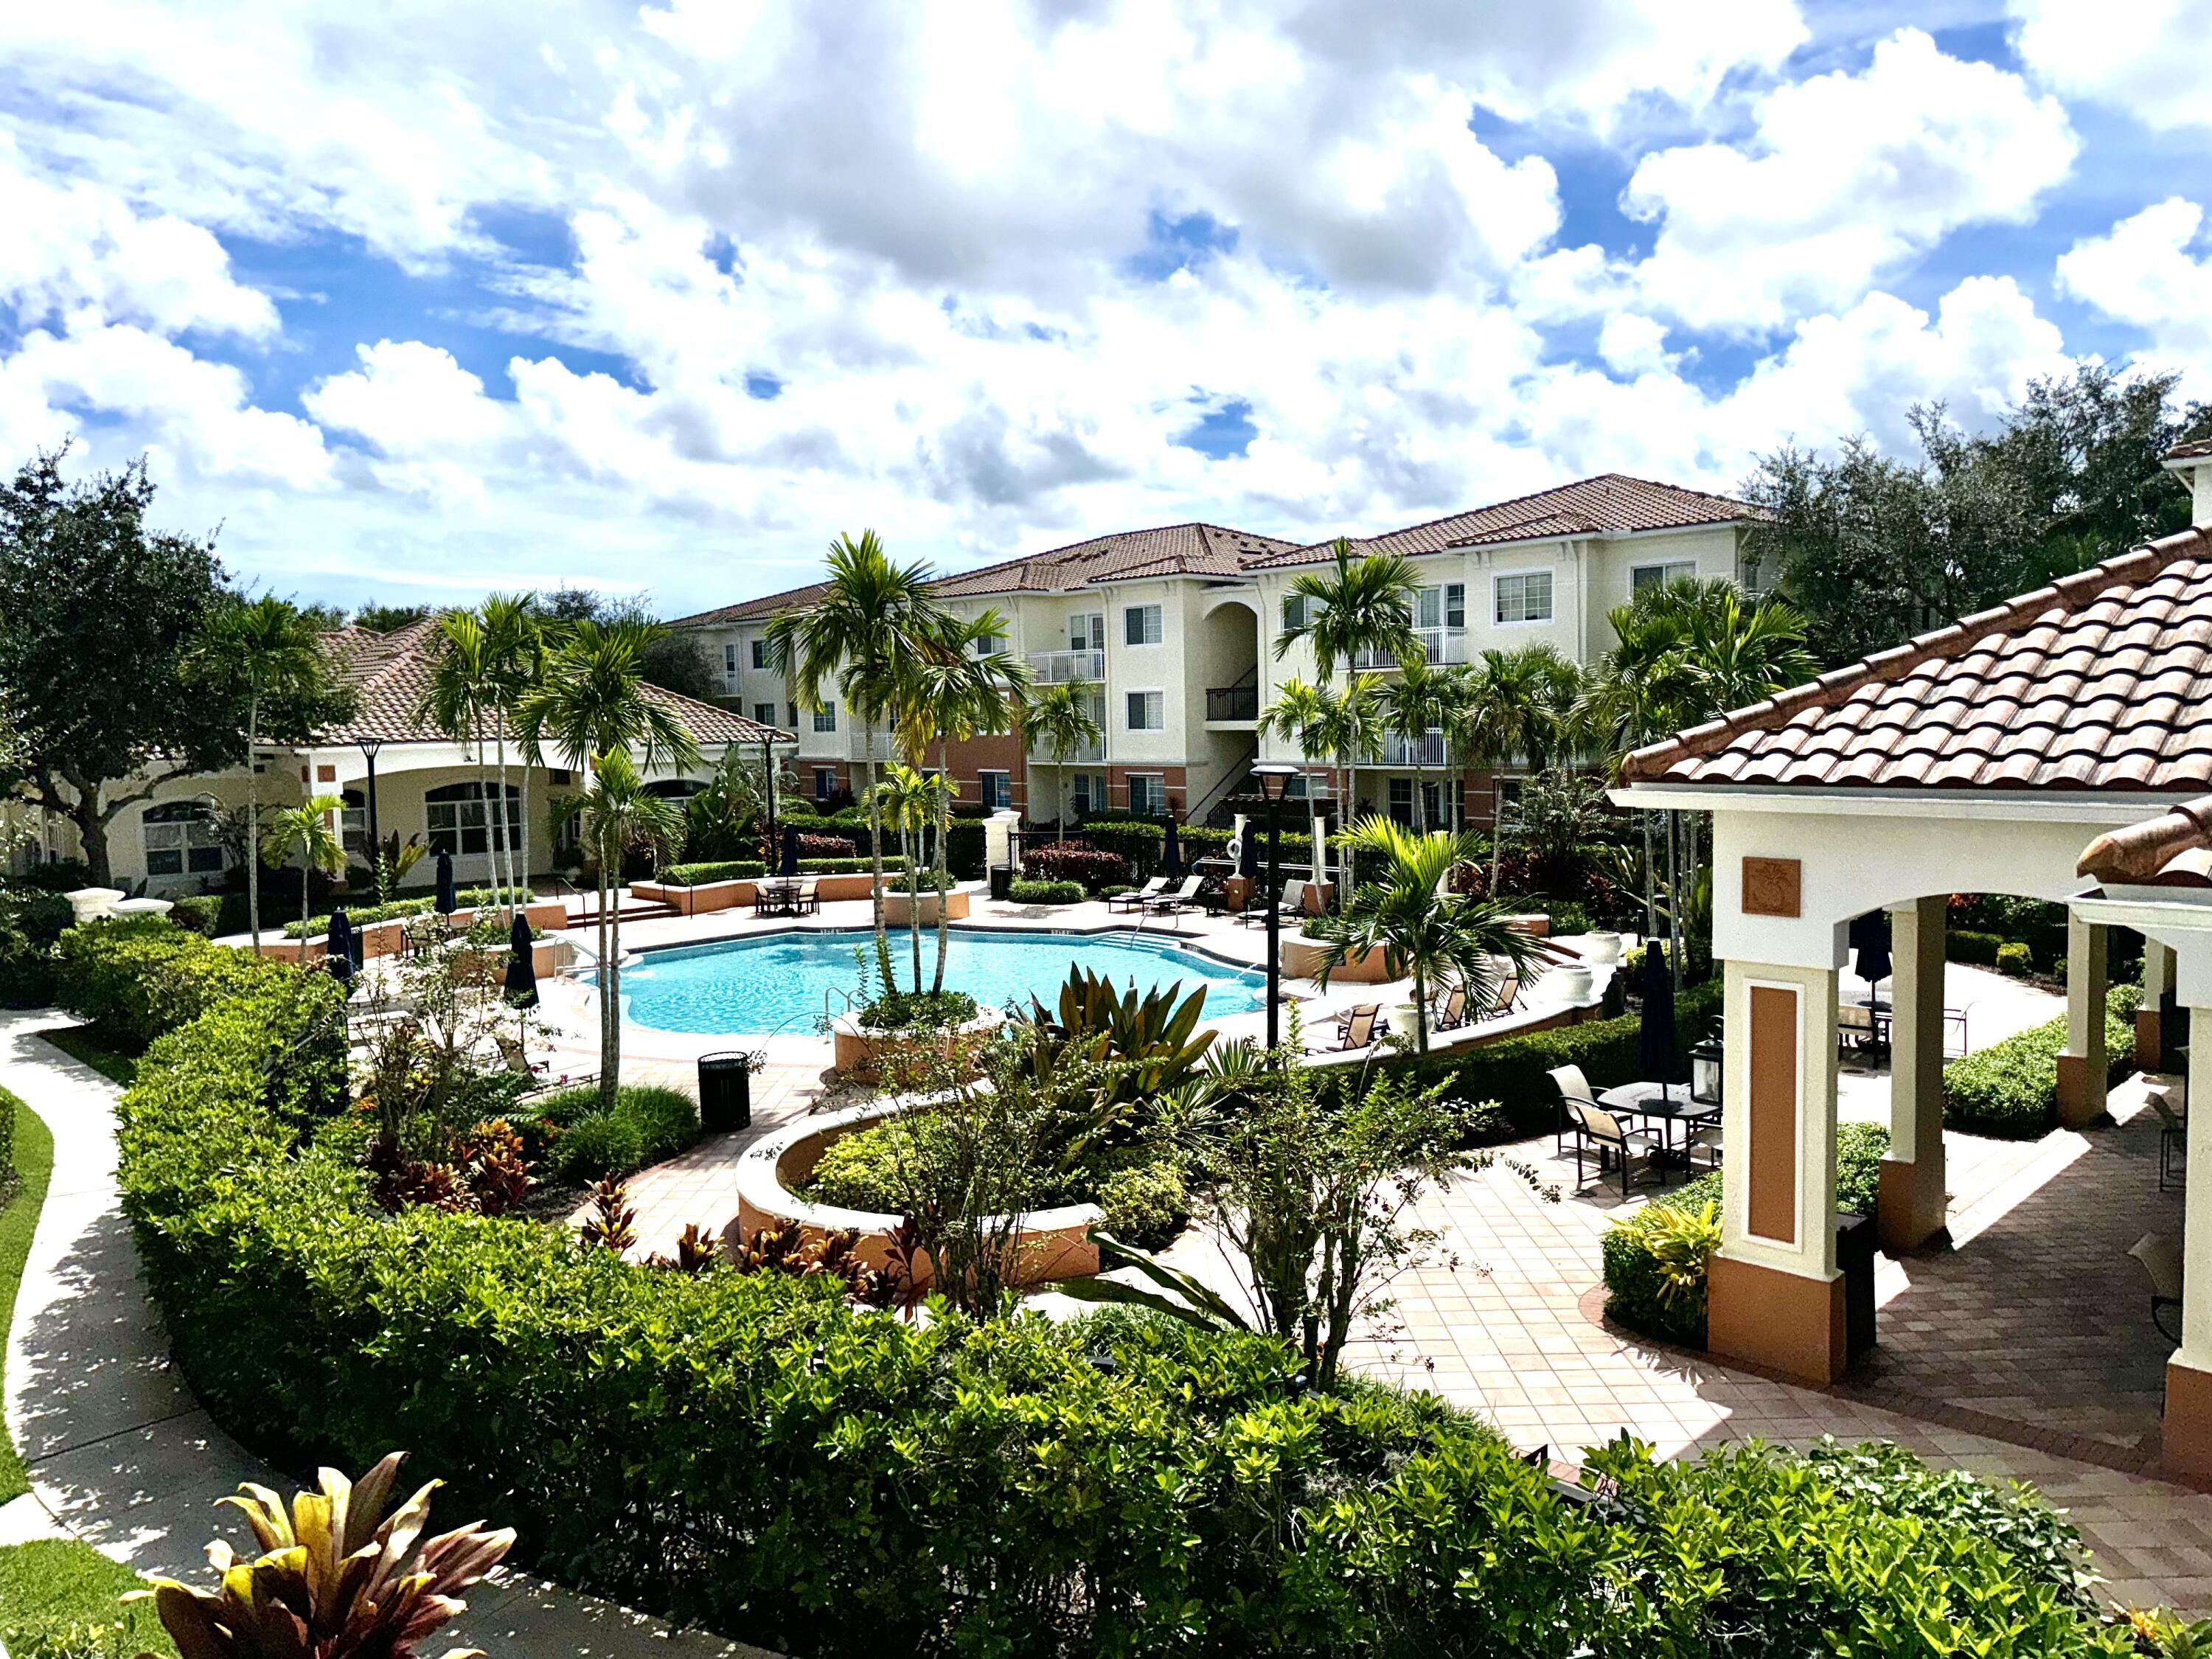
[1944, 984, 2139, 1138]
[1947, 928, 2006, 967]
[1603, 1123, 1891, 1346]
[1077, 820, 1164, 874]
[0, 886, 73, 1007]
[526, 1084, 701, 1182]
[281, 897, 437, 938]
[798, 832, 858, 858]
[54, 919, 305, 1053]
[1022, 843, 1129, 892]
[1996, 940, 2034, 976]
[1098, 1158, 1189, 1250]
[858, 988, 978, 1031]
[661, 860, 768, 886]
[552, 1113, 647, 1181]
[1541, 898, 1595, 936]
[108, 936, 2139, 1658]
[167, 894, 224, 936]
[1009, 878, 1086, 905]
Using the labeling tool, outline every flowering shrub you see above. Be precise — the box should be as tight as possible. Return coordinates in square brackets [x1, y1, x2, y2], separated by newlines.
[1021, 842, 1129, 891]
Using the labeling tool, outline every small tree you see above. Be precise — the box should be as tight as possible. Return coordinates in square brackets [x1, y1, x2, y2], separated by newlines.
[1020, 678, 1105, 828]
[260, 794, 347, 964]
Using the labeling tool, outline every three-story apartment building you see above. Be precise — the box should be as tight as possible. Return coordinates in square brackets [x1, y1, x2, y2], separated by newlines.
[672, 473, 1764, 827]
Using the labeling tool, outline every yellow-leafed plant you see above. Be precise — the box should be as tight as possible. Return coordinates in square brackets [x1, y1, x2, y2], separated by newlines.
[129, 1451, 513, 1658]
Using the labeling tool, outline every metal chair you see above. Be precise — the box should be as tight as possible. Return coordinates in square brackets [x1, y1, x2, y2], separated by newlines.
[1335, 1004, 1389, 1051]
[1547, 1062, 1597, 1155]
[2131, 1232, 2183, 1345]
[1567, 1099, 1665, 1197]
[2149, 1087, 2186, 1192]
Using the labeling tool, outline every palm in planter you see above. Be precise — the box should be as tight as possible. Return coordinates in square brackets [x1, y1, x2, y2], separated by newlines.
[1308, 816, 1551, 1052]
[261, 793, 347, 965]
[874, 762, 947, 992]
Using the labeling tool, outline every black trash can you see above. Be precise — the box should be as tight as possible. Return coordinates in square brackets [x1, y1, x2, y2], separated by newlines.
[698, 1051, 753, 1133]
[1836, 1211, 1877, 1361]
[989, 864, 1013, 902]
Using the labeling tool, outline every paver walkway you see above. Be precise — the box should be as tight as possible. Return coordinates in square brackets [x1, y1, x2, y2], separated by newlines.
[0, 1009, 773, 1658]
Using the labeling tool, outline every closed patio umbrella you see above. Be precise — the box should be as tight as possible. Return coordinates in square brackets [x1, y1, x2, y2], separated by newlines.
[1237, 821, 1259, 880]
[434, 845, 458, 915]
[506, 912, 539, 1009]
[326, 908, 355, 987]
[780, 823, 801, 878]
[1849, 908, 1893, 999]
[1161, 815, 1183, 880]
[1639, 940, 1678, 1096]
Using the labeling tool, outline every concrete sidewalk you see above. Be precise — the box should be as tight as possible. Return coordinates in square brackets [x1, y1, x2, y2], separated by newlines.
[0, 1009, 771, 1657]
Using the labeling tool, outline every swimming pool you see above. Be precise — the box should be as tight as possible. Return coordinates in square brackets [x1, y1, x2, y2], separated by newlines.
[612, 927, 1270, 1036]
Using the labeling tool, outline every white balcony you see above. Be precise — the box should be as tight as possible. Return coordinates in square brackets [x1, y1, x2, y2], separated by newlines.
[1027, 648, 1105, 684]
[1378, 732, 1448, 767]
[1350, 628, 1471, 671]
[1030, 734, 1106, 765]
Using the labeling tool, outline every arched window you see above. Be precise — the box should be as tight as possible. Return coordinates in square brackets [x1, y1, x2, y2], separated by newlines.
[424, 781, 521, 856]
[143, 801, 226, 877]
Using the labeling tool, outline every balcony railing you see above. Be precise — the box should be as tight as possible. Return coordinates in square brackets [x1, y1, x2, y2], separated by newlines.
[1378, 732, 1448, 767]
[1206, 684, 1259, 722]
[1027, 648, 1105, 684]
[1350, 627, 1471, 671]
[1030, 734, 1106, 765]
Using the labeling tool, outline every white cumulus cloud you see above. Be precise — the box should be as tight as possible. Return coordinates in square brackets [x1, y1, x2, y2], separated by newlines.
[2009, 0, 2212, 133]
[2056, 198, 2212, 397]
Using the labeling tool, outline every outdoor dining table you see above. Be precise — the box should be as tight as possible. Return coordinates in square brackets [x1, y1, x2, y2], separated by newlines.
[1597, 1081, 1719, 1177]
[756, 878, 801, 917]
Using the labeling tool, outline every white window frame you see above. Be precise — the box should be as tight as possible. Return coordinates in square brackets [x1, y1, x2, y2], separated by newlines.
[813, 701, 838, 733]
[751, 638, 768, 669]
[1072, 772, 1111, 815]
[754, 702, 777, 726]
[723, 642, 740, 674]
[1281, 594, 1307, 633]
[1126, 773, 1166, 816]
[425, 782, 521, 857]
[1492, 569, 1554, 626]
[142, 802, 228, 878]
[813, 767, 838, 800]
[340, 790, 368, 855]
[973, 632, 1007, 658]
[1631, 559, 1698, 596]
[1124, 604, 1164, 647]
[1124, 689, 1164, 731]
[1068, 611, 1106, 653]
[978, 770, 1011, 811]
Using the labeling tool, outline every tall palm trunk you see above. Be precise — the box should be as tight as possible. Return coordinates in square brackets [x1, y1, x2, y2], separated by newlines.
[599, 809, 621, 1114]
[1489, 765, 1506, 901]
[518, 768, 532, 902]
[862, 751, 895, 992]
[902, 814, 923, 991]
[931, 736, 954, 995]
[1411, 961, 1430, 1054]
[298, 856, 311, 967]
[493, 728, 515, 911]
[245, 683, 262, 953]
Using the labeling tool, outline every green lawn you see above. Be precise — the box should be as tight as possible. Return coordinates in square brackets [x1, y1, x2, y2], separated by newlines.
[0, 1094, 178, 1656]
[0, 1538, 176, 1655]
[36, 1027, 139, 1088]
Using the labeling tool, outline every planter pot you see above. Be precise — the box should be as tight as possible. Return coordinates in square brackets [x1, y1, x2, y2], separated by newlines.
[831, 1004, 1005, 1081]
[1550, 964, 1596, 1004]
[1576, 931, 1623, 965]
[1283, 934, 1395, 984]
[884, 890, 970, 927]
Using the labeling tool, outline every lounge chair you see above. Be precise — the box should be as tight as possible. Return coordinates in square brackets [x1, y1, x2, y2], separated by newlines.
[2131, 1231, 2183, 1344]
[1547, 1062, 1599, 1155]
[1144, 875, 1204, 915]
[1238, 879, 1309, 927]
[494, 1032, 547, 1081]
[1430, 982, 1469, 1032]
[1107, 877, 1171, 913]
[2149, 1086, 2186, 1192]
[1335, 1004, 1389, 1051]
[1567, 1099, 1665, 1197]
[1477, 968, 1520, 1022]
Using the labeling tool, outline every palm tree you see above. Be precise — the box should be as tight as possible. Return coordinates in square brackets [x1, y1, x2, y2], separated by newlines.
[1577, 602, 1698, 936]
[260, 794, 347, 966]
[1376, 650, 1455, 829]
[1274, 539, 1419, 681]
[1018, 678, 1105, 828]
[480, 594, 543, 911]
[1310, 817, 1550, 1053]
[419, 609, 504, 903]
[195, 597, 331, 955]
[902, 613, 1032, 994]
[1451, 644, 1582, 901]
[874, 763, 945, 994]
[766, 532, 955, 992]
[517, 619, 701, 1110]
[554, 751, 687, 1110]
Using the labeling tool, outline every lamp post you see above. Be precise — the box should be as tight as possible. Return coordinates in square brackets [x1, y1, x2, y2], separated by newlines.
[1253, 763, 1297, 1054]
[355, 737, 383, 896]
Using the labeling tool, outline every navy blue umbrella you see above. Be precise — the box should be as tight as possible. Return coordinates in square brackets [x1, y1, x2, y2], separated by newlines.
[780, 823, 801, 877]
[1849, 909, 1893, 997]
[434, 845, 458, 915]
[1237, 821, 1259, 880]
[1161, 815, 1183, 880]
[506, 912, 539, 1008]
[1639, 939, 1679, 1095]
[325, 908, 356, 987]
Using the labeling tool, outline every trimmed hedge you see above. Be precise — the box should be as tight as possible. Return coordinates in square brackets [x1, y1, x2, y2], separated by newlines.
[1008, 878, 1086, 905]
[1944, 984, 2140, 1138]
[54, 918, 305, 1053]
[1947, 928, 2006, 967]
[660, 857, 905, 887]
[104, 933, 2133, 1657]
[1602, 1122, 1891, 1347]
[0, 886, 73, 1008]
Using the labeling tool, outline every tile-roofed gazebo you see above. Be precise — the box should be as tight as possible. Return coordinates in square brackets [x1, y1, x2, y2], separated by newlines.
[1245, 473, 1764, 569]
[1623, 525, 2212, 793]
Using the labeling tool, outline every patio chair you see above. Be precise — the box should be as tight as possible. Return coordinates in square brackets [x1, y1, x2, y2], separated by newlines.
[2149, 1085, 2186, 1192]
[796, 876, 821, 915]
[1238, 879, 1309, 927]
[1144, 875, 1204, 916]
[1685, 1115, 1724, 1172]
[1476, 968, 1520, 1022]
[1430, 981, 1469, 1032]
[493, 1032, 547, 1081]
[1567, 1098, 1666, 1198]
[1335, 1004, 1389, 1051]
[1107, 877, 1170, 913]
[1546, 1062, 1599, 1155]
[2130, 1231, 2183, 1345]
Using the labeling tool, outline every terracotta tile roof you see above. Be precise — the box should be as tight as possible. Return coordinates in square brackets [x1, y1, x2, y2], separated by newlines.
[313, 619, 791, 750]
[2168, 437, 2212, 462]
[2078, 796, 2212, 884]
[927, 522, 1300, 597]
[667, 581, 832, 629]
[1244, 473, 1764, 569]
[1622, 525, 2212, 793]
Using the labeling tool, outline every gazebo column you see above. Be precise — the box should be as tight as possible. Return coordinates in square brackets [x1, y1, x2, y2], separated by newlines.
[1878, 896, 1948, 1253]
[2140, 942, 2176, 1072]
[2056, 913, 2110, 1127]
[2166, 973, 2212, 1476]
[1708, 958, 1847, 1384]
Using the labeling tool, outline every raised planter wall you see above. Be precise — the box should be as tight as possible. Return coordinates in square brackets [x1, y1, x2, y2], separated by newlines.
[731, 1099, 1102, 1288]
[1282, 935, 1396, 984]
[830, 1005, 1004, 1080]
[884, 890, 970, 927]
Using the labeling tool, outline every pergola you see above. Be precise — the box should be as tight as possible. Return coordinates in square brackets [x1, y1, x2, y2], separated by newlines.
[1617, 518, 2212, 1475]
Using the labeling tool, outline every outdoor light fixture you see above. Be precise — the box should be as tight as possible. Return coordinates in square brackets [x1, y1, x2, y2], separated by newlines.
[355, 737, 384, 878]
[1252, 764, 1298, 1051]
[1691, 1034, 1723, 1107]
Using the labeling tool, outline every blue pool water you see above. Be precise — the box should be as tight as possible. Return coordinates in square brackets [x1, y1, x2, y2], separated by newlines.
[613, 928, 1270, 1035]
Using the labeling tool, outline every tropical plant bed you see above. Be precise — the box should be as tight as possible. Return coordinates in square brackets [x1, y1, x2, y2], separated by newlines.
[1944, 984, 2140, 1138]
[830, 1003, 1004, 1079]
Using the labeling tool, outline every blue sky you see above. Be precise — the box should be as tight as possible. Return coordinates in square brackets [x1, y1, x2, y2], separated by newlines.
[2, 0, 2208, 616]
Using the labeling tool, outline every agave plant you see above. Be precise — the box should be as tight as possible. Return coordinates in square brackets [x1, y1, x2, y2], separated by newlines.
[131, 1452, 513, 1658]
